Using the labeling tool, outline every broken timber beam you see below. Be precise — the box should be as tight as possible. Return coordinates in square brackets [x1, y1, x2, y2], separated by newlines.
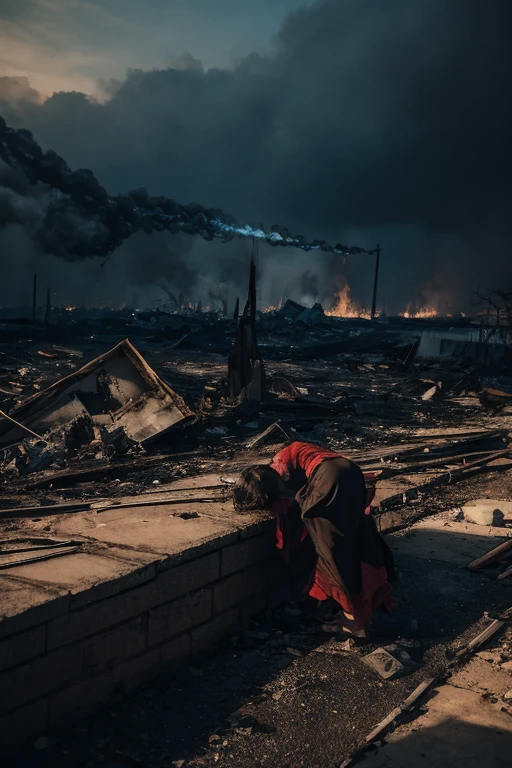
[0, 408, 47, 442]
[16, 452, 201, 490]
[365, 678, 435, 744]
[467, 539, 512, 572]
[498, 564, 512, 580]
[380, 447, 512, 513]
[0, 546, 81, 570]
[467, 619, 505, 651]
[245, 421, 290, 449]
[0, 502, 91, 520]
[455, 619, 505, 660]
[94, 494, 230, 512]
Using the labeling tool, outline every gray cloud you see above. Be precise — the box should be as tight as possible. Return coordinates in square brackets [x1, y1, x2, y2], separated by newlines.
[0, 0, 511, 312]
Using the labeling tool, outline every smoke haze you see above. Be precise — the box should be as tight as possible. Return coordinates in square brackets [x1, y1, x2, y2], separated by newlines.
[0, 0, 510, 313]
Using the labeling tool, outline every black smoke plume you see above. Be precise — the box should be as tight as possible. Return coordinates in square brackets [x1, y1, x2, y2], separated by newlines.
[0, 117, 373, 261]
[1, 0, 511, 312]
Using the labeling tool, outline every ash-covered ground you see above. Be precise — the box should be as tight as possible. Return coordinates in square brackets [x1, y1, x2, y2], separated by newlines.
[1, 306, 511, 768]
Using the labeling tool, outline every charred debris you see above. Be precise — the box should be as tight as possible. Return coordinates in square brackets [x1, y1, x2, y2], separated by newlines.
[0, 260, 511, 507]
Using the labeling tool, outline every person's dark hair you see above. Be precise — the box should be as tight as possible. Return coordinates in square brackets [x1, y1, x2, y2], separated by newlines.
[233, 464, 281, 512]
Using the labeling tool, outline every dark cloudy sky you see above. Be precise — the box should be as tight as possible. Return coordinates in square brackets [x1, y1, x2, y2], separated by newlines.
[0, 0, 511, 313]
[0, 0, 306, 96]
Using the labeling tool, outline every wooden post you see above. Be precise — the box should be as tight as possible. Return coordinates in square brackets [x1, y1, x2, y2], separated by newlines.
[32, 273, 37, 323]
[371, 243, 380, 320]
[45, 287, 51, 324]
[227, 256, 264, 400]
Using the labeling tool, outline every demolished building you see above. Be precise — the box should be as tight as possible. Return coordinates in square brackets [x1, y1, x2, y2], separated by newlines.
[0, 340, 194, 473]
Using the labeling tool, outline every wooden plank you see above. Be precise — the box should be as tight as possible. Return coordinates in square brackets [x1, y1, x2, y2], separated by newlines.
[365, 678, 435, 744]
[0, 408, 47, 442]
[17, 452, 200, 489]
[0, 546, 81, 570]
[455, 619, 505, 660]
[94, 494, 229, 513]
[467, 540, 512, 572]
[467, 619, 505, 651]
[498, 564, 512, 581]
[0, 502, 91, 520]
[244, 421, 290, 449]
[380, 448, 512, 511]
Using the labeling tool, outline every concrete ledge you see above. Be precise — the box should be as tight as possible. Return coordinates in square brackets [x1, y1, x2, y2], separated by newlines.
[0, 475, 312, 747]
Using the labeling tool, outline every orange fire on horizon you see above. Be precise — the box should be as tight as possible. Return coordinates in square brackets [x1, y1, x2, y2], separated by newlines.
[325, 285, 372, 319]
[398, 306, 439, 319]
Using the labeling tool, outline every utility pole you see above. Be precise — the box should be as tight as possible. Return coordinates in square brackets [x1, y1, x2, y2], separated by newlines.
[371, 243, 380, 321]
[32, 273, 37, 323]
[45, 287, 51, 324]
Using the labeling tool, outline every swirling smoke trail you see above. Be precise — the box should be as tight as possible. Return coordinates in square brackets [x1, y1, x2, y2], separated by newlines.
[0, 118, 376, 260]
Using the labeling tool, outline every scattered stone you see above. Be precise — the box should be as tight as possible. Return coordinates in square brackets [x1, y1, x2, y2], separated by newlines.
[363, 645, 419, 680]
[462, 499, 507, 527]
[172, 761, 185, 768]
[503, 691, 512, 701]
[286, 647, 303, 657]
[476, 650, 502, 664]
[314, 638, 356, 655]
[152, 479, 161, 485]
[501, 661, 512, 673]
[208, 735, 221, 744]
[363, 649, 403, 680]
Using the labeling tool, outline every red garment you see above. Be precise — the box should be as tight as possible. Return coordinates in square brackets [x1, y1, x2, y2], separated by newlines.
[273, 496, 391, 626]
[272, 497, 308, 565]
[269, 443, 391, 627]
[271, 441, 377, 515]
[270, 441, 342, 480]
[309, 563, 392, 626]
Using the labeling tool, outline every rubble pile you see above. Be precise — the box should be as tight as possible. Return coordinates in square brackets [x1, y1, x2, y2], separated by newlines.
[0, 281, 511, 768]
[0, 338, 193, 477]
[0, 263, 510, 499]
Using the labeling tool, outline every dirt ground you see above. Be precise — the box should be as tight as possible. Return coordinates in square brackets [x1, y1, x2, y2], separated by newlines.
[4, 467, 511, 768]
[1, 316, 511, 767]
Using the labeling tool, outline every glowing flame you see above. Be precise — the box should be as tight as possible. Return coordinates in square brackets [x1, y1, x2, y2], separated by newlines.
[325, 285, 372, 319]
[263, 304, 278, 313]
[399, 305, 438, 319]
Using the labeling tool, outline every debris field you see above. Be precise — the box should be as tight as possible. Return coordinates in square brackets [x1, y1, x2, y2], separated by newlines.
[1, 293, 511, 768]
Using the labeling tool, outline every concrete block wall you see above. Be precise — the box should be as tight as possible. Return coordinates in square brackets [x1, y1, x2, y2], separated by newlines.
[0, 521, 312, 748]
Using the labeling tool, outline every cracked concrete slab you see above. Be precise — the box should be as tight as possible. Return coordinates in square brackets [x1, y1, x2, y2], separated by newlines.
[361, 684, 512, 768]
[389, 517, 510, 566]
